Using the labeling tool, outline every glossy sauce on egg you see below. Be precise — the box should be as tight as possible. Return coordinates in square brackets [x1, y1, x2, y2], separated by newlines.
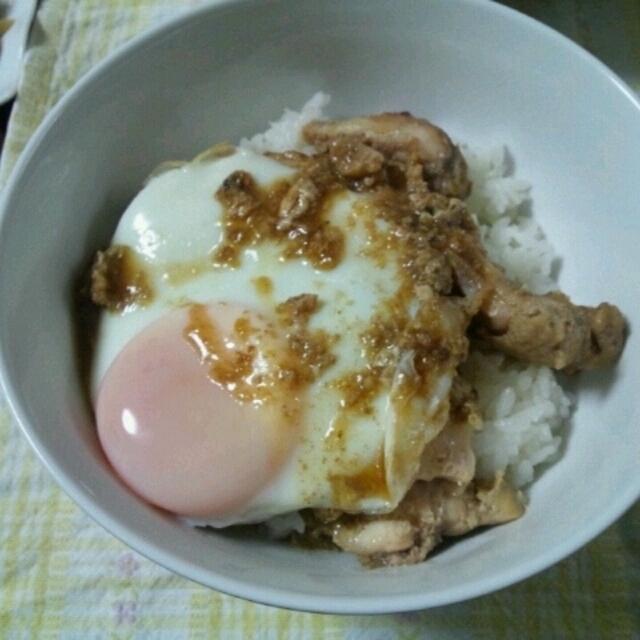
[92, 147, 456, 524]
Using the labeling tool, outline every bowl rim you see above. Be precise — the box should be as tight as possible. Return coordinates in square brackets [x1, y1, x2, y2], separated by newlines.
[0, 0, 639, 615]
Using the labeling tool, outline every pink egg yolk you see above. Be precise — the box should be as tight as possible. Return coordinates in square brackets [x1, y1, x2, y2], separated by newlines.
[96, 302, 299, 518]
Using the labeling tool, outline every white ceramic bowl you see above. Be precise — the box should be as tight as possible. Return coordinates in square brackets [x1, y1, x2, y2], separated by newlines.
[0, 0, 638, 614]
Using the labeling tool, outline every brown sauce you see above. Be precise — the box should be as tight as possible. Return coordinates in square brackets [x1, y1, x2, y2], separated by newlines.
[274, 293, 337, 385]
[214, 171, 345, 271]
[182, 298, 336, 409]
[279, 188, 345, 270]
[331, 368, 382, 415]
[252, 275, 273, 296]
[329, 449, 389, 508]
[183, 304, 262, 405]
[90, 245, 153, 312]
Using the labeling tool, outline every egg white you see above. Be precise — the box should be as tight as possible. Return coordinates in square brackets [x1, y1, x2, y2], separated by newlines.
[93, 148, 451, 525]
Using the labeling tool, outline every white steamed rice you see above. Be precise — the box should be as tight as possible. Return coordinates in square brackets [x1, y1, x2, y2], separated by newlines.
[240, 92, 331, 154]
[246, 93, 572, 491]
[461, 144, 572, 487]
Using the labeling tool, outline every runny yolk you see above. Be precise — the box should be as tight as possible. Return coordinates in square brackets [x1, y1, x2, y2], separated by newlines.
[96, 303, 299, 518]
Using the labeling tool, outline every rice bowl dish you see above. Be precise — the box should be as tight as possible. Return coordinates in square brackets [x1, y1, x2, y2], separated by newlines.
[85, 94, 625, 567]
[0, 0, 637, 614]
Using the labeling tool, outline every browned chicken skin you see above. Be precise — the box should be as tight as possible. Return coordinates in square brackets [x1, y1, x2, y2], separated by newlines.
[303, 113, 471, 199]
[476, 276, 627, 372]
[424, 203, 627, 372]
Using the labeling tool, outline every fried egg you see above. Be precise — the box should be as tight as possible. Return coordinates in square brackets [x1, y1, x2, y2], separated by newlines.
[92, 147, 454, 525]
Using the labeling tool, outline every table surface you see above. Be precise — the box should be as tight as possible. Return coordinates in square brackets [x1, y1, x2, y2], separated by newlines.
[0, 1, 638, 638]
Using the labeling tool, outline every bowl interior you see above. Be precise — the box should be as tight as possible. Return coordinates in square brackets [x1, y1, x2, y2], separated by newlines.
[0, 0, 639, 613]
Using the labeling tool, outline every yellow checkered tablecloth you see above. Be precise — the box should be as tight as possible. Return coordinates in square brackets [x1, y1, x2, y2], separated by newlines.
[0, 1, 638, 638]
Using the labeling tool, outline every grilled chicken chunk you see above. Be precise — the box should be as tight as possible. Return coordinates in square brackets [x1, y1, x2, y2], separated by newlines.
[306, 475, 523, 567]
[303, 113, 471, 199]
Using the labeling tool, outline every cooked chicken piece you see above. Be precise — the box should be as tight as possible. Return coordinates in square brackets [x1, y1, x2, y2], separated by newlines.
[90, 245, 153, 312]
[426, 203, 495, 313]
[277, 156, 334, 231]
[316, 475, 523, 567]
[326, 139, 385, 180]
[276, 141, 385, 232]
[283, 115, 625, 567]
[418, 375, 480, 486]
[404, 154, 452, 212]
[475, 266, 627, 372]
[277, 175, 321, 230]
[413, 251, 455, 295]
[404, 153, 431, 210]
[474, 474, 525, 529]
[332, 519, 416, 555]
[377, 476, 523, 566]
[418, 417, 476, 486]
[303, 113, 471, 199]
[216, 170, 262, 219]
[586, 303, 628, 369]
[431, 146, 470, 200]
[278, 112, 470, 231]
[304, 113, 451, 171]
[425, 203, 626, 372]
